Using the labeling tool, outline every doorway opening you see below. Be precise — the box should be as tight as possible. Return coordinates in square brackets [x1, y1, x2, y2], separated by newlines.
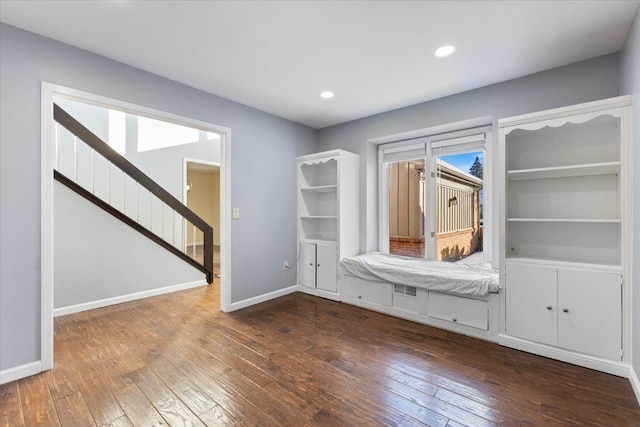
[184, 159, 221, 283]
[41, 82, 232, 371]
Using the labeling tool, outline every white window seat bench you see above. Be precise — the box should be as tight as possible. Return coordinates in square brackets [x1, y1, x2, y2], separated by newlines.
[339, 253, 501, 342]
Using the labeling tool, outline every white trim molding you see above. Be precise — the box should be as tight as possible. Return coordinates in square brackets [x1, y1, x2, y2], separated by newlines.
[498, 95, 631, 129]
[228, 286, 297, 312]
[630, 367, 640, 406]
[219, 129, 232, 312]
[41, 82, 55, 371]
[500, 334, 630, 378]
[368, 116, 493, 146]
[53, 280, 207, 317]
[0, 361, 42, 385]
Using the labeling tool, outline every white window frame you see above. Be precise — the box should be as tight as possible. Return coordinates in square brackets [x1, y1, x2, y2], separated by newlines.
[379, 126, 492, 262]
[378, 138, 427, 254]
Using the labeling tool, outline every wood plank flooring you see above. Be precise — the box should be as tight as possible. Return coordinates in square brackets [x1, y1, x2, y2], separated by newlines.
[2, 285, 639, 426]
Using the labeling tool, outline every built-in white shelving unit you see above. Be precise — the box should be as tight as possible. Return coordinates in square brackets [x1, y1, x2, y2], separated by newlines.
[499, 96, 632, 376]
[297, 149, 359, 301]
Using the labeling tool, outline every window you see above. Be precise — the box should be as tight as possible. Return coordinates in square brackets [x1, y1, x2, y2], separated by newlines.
[137, 116, 200, 152]
[107, 109, 126, 155]
[379, 129, 489, 262]
[380, 142, 426, 259]
[54, 97, 127, 155]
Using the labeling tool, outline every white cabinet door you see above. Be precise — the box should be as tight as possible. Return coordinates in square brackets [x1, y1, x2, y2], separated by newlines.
[299, 243, 316, 288]
[557, 269, 622, 360]
[506, 263, 557, 346]
[316, 243, 337, 292]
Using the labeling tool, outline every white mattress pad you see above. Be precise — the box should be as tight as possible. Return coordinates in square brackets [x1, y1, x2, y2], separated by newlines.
[340, 252, 500, 296]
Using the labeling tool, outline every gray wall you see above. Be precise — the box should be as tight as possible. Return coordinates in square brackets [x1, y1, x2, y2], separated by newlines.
[621, 8, 640, 379]
[318, 54, 621, 266]
[54, 183, 204, 309]
[0, 23, 317, 372]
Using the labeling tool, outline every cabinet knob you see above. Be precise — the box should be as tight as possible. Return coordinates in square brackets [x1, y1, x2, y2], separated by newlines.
[317, 264, 321, 267]
[309, 263, 313, 266]
[546, 306, 552, 310]
[452, 318, 458, 322]
[562, 308, 569, 313]
[357, 295, 362, 299]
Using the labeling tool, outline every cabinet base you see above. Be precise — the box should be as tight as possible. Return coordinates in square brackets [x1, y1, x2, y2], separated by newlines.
[499, 334, 629, 377]
[297, 284, 341, 302]
[341, 294, 500, 343]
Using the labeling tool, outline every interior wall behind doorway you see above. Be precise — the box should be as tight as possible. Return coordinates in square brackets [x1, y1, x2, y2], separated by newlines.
[187, 169, 220, 246]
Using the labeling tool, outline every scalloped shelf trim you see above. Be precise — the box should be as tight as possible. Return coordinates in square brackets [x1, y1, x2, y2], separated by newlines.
[503, 111, 620, 135]
[299, 158, 338, 166]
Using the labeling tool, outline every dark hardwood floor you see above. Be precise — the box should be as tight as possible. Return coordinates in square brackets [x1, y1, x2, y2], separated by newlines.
[2, 284, 639, 426]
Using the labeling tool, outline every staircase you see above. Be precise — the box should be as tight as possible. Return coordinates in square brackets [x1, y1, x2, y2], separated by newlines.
[52, 104, 214, 283]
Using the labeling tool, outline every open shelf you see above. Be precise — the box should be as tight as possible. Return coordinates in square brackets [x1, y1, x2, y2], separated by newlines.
[300, 189, 338, 217]
[507, 173, 619, 220]
[300, 216, 337, 241]
[505, 115, 621, 171]
[300, 238, 337, 244]
[507, 218, 620, 223]
[300, 159, 337, 187]
[506, 221, 620, 266]
[507, 161, 620, 181]
[505, 255, 622, 270]
[300, 185, 338, 192]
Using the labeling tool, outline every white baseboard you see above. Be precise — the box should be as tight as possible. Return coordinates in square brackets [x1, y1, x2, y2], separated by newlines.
[54, 279, 208, 317]
[228, 285, 297, 311]
[499, 334, 630, 377]
[630, 366, 640, 406]
[297, 285, 341, 302]
[0, 361, 42, 385]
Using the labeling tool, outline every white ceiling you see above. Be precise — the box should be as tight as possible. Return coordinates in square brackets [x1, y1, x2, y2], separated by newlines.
[1, 1, 638, 129]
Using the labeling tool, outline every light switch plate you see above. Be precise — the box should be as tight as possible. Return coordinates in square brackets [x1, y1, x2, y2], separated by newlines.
[232, 207, 240, 219]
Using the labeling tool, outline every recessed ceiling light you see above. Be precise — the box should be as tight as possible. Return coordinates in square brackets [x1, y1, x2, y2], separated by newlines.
[435, 45, 456, 58]
[320, 91, 334, 99]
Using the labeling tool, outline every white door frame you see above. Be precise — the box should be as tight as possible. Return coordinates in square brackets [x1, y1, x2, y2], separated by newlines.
[40, 81, 233, 371]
